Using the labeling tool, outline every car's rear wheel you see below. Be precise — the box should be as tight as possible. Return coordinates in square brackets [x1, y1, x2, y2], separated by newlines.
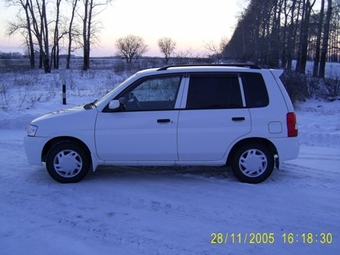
[231, 143, 274, 183]
[46, 141, 90, 183]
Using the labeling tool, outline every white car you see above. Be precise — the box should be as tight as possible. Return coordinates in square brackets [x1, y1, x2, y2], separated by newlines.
[24, 65, 299, 183]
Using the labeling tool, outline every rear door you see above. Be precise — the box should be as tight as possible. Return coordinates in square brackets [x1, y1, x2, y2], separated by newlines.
[177, 73, 251, 161]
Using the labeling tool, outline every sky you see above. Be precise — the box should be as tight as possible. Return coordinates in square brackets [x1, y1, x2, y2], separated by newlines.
[0, 0, 246, 57]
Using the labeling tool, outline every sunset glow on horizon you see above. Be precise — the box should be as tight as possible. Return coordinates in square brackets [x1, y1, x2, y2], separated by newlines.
[0, 0, 244, 57]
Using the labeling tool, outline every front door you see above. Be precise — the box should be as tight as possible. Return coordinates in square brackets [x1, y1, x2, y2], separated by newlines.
[95, 74, 183, 162]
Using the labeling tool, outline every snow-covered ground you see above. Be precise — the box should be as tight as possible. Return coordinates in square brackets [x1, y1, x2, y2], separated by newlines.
[0, 68, 339, 255]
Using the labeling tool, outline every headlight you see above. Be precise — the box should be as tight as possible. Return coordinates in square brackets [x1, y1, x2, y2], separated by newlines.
[27, 125, 38, 137]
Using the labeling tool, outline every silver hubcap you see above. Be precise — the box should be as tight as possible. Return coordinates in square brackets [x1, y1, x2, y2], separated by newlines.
[239, 149, 267, 177]
[53, 150, 83, 178]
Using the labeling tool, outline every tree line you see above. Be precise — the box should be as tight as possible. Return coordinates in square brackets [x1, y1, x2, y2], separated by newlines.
[225, 0, 340, 78]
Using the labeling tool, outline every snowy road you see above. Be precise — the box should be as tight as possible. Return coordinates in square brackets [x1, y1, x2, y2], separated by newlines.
[0, 129, 339, 255]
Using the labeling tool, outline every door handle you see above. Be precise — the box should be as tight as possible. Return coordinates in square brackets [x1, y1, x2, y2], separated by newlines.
[157, 119, 171, 123]
[232, 117, 245, 121]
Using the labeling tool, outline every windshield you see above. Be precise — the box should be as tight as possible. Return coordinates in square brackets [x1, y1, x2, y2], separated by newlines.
[93, 73, 138, 107]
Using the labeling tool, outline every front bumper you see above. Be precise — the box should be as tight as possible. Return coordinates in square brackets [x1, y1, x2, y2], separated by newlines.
[24, 135, 49, 166]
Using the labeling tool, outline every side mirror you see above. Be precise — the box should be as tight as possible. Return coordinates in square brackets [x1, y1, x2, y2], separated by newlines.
[108, 100, 121, 110]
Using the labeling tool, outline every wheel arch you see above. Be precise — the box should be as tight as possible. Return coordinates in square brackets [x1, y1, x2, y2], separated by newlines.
[42, 136, 94, 169]
[227, 137, 278, 167]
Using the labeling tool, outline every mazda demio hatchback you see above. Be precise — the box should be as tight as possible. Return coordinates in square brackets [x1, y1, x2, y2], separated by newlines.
[24, 64, 299, 183]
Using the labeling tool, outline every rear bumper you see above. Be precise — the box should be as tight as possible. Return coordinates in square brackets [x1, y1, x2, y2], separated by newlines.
[271, 137, 300, 162]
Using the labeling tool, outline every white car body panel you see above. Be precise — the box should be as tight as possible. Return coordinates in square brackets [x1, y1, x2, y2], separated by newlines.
[24, 106, 98, 167]
[177, 109, 251, 161]
[95, 110, 179, 161]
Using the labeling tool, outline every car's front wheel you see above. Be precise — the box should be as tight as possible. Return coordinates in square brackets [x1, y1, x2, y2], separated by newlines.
[46, 141, 90, 183]
[231, 143, 274, 184]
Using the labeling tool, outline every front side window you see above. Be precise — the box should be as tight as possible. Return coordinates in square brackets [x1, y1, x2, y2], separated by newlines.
[186, 73, 242, 109]
[117, 75, 182, 111]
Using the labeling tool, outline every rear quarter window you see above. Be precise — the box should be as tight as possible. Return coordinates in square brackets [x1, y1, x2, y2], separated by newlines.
[186, 73, 243, 109]
[241, 73, 269, 108]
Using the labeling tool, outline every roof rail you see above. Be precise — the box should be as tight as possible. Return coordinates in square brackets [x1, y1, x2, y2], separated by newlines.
[157, 64, 261, 71]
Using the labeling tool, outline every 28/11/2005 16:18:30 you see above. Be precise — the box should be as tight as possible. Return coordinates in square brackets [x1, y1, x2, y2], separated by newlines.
[210, 232, 333, 245]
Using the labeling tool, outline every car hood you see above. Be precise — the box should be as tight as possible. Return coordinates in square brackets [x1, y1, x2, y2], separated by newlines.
[29, 104, 99, 138]
[32, 105, 87, 123]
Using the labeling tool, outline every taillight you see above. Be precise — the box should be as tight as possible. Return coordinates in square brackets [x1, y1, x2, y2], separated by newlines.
[287, 112, 298, 137]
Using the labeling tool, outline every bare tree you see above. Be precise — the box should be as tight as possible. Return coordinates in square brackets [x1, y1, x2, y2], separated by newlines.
[283, 0, 302, 70]
[296, 0, 316, 74]
[5, 0, 36, 68]
[312, 0, 325, 77]
[23, 0, 36, 69]
[6, 0, 50, 71]
[40, 0, 51, 72]
[66, 0, 80, 69]
[82, 0, 91, 71]
[158, 37, 176, 63]
[7, 0, 68, 71]
[205, 37, 228, 63]
[319, 0, 332, 78]
[50, 0, 73, 69]
[328, 0, 340, 62]
[81, 0, 112, 71]
[51, 0, 62, 69]
[19, 0, 51, 72]
[5, 0, 111, 71]
[135, 43, 148, 62]
[115, 35, 148, 63]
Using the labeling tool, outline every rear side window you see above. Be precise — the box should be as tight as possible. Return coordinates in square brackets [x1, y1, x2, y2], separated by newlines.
[241, 73, 269, 107]
[186, 73, 243, 109]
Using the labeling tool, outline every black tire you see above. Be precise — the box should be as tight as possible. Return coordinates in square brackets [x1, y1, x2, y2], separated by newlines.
[46, 141, 90, 183]
[231, 143, 274, 184]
